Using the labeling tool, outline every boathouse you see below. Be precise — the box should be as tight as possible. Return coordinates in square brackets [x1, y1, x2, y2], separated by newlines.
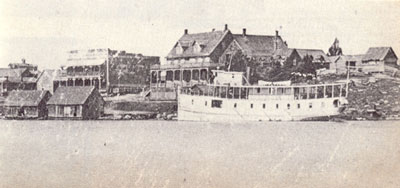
[46, 86, 104, 120]
[4, 90, 51, 119]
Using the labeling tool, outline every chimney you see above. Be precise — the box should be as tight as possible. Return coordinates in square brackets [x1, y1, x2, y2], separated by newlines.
[212, 28, 215, 32]
[242, 28, 246, 36]
[21, 58, 26, 64]
[274, 30, 279, 51]
[184, 29, 188, 35]
[224, 24, 228, 31]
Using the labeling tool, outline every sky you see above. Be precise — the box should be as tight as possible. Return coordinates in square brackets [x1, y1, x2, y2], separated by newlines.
[0, 0, 399, 69]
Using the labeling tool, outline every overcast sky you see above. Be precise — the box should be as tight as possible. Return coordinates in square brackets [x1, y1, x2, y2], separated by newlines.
[0, 0, 399, 69]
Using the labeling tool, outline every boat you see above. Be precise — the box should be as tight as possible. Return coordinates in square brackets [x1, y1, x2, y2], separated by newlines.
[177, 70, 348, 121]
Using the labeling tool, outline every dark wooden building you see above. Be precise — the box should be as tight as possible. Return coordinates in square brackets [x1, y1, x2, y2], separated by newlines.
[0, 68, 37, 96]
[4, 90, 51, 119]
[46, 86, 104, 120]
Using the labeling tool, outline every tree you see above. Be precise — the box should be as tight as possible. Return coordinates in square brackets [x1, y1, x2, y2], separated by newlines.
[328, 38, 343, 56]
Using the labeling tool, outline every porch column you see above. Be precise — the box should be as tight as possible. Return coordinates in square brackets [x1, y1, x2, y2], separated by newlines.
[332, 84, 335, 97]
[198, 69, 201, 82]
[180, 69, 183, 85]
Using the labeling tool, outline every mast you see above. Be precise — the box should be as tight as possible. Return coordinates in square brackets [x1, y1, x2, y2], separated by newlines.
[345, 60, 350, 97]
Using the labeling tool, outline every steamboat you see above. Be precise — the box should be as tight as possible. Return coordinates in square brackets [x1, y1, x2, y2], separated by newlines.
[178, 70, 348, 121]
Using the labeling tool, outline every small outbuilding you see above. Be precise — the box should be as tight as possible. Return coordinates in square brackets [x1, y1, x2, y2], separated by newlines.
[46, 86, 104, 120]
[4, 90, 51, 119]
[362, 47, 398, 68]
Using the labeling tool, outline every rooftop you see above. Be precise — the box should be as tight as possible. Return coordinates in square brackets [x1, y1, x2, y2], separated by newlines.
[47, 86, 96, 105]
[4, 90, 49, 106]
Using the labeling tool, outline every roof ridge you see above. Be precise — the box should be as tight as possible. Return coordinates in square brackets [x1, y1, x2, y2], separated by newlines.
[233, 34, 275, 37]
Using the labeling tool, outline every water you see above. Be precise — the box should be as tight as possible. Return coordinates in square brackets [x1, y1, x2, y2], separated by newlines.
[0, 120, 399, 187]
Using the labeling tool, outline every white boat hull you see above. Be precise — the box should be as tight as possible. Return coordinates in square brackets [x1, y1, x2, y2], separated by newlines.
[178, 94, 345, 122]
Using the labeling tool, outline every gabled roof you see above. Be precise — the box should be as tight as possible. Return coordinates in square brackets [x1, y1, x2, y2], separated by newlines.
[342, 55, 364, 62]
[233, 34, 288, 56]
[0, 68, 27, 78]
[327, 56, 340, 63]
[38, 69, 62, 81]
[4, 90, 49, 106]
[167, 30, 229, 59]
[293, 49, 330, 62]
[47, 86, 95, 105]
[362, 47, 397, 61]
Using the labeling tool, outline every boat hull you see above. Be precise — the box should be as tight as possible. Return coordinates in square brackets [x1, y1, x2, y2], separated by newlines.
[178, 94, 344, 122]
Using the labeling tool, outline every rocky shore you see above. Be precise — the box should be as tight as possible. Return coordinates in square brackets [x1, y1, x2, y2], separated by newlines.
[339, 74, 400, 120]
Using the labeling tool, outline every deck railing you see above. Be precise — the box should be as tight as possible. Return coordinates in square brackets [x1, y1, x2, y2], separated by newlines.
[180, 83, 347, 100]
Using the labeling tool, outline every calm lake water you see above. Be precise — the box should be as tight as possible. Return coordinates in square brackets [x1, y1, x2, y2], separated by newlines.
[0, 120, 399, 188]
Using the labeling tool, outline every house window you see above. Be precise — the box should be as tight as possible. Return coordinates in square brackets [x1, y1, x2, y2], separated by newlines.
[58, 106, 64, 115]
[211, 100, 222, 108]
[263, 104, 266, 109]
[226, 54, 231, 62]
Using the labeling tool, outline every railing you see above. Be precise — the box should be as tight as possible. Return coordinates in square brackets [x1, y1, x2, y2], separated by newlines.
[180, 83, 347, 100]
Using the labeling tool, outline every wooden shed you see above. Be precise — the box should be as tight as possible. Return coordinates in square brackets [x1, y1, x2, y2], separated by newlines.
[362, 47, 398, 70]
[4, 90, 51, 119]
[46, 86, 104, 120]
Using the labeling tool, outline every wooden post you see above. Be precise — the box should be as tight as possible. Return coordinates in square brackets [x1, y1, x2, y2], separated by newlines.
[323, 85, 326, 98]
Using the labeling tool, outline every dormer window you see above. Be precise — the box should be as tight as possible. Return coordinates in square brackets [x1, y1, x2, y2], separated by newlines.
[193, 41, 202, 53]
[176, 43, 183, 54]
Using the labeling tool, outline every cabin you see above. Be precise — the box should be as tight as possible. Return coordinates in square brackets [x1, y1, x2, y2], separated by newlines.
[46, 86, 104, 120]
[334, 55, 365, 74]
[212, 70, 245, 86]
[4, 90, 51, 119]
[285, 49, 331, 69]
[362, 47, 398, 70]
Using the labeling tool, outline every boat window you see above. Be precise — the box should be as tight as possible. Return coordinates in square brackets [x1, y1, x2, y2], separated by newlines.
[309, 102, 313, 108]
[234, 103, 237, 108]
[297, 104, 300, 109]
[251, 104, 253, 108]
[211, 100, 222, 108]
[263, 104, 266, 109]
[333, 99, 339, 108]
[287, 104, 290, 109]
[192, 99, 194, 105]
[205, 101, 207, 106]
[257, 88, 261, 93]
[276, 104, 279, 109]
